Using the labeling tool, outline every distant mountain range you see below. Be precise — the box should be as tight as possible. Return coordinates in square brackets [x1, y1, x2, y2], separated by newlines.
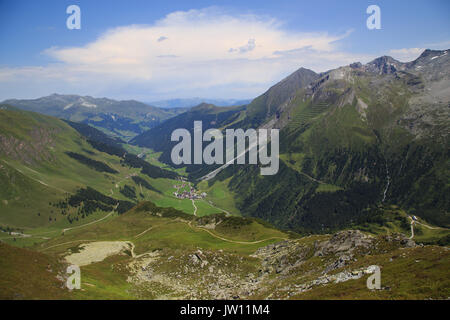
[1, 94, 188, 141]
[148, 98, 252, 109]
[1, 95, 251, 141]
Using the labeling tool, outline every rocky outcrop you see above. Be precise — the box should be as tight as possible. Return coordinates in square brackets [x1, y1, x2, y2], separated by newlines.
[314, 230, 374, 257]
[0, 126, 59, 165]
[251, 240, 311, 276]
[124, 230, 418, 299]
[383, 233, 416, 248]
[363, 56, 404, 75]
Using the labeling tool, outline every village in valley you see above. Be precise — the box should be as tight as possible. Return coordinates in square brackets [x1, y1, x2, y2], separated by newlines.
[173, 177, 207, 200]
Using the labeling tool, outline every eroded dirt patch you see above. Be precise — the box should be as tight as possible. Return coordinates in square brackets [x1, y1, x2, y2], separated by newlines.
[65, 241, 132, 266]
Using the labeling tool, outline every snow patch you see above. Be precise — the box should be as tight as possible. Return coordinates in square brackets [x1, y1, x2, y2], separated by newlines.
[64, 103, 74, 110]
[430, 52, 447, 60]
[80, 101, 97, 108]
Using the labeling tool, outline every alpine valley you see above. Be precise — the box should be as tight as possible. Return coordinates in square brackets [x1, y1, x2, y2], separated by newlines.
[0, 49, 449, 300]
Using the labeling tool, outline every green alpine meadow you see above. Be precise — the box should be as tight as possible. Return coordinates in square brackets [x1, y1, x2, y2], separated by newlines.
[0, 0, 448, 304]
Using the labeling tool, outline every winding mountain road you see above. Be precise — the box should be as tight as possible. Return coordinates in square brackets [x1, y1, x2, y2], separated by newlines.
[185, 220, 287, 245]
[410, 220, 415, 239]
[408, 215, 445, 239]
[62, 206, 117, 234]
[192, 199, 198, 216]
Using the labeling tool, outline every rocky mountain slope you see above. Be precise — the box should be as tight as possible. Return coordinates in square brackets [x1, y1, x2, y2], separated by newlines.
[221, 49, 449, 232]
[132, 49, 450, 233]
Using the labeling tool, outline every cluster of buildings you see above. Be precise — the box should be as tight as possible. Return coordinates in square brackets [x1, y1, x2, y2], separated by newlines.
[173, 178, 207, 200]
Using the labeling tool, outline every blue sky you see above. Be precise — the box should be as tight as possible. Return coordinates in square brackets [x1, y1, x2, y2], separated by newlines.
[0, 0, 449, 101]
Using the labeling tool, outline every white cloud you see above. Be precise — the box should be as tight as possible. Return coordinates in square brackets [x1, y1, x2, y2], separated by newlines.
[388, 48, 425, 62]
[0, 7, 372, 100]
[229, 39, 256, 54]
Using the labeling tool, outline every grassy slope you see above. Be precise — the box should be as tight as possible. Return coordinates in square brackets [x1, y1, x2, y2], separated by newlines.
[8, 202, 286, 299]
[293, 245, 449, 300]
[0, 242, 70, 299]
[351, 205, 450, 245]
[197, 177, 240, 215]
[38, 202, 286, 256]
[0, 109, 222, 233]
